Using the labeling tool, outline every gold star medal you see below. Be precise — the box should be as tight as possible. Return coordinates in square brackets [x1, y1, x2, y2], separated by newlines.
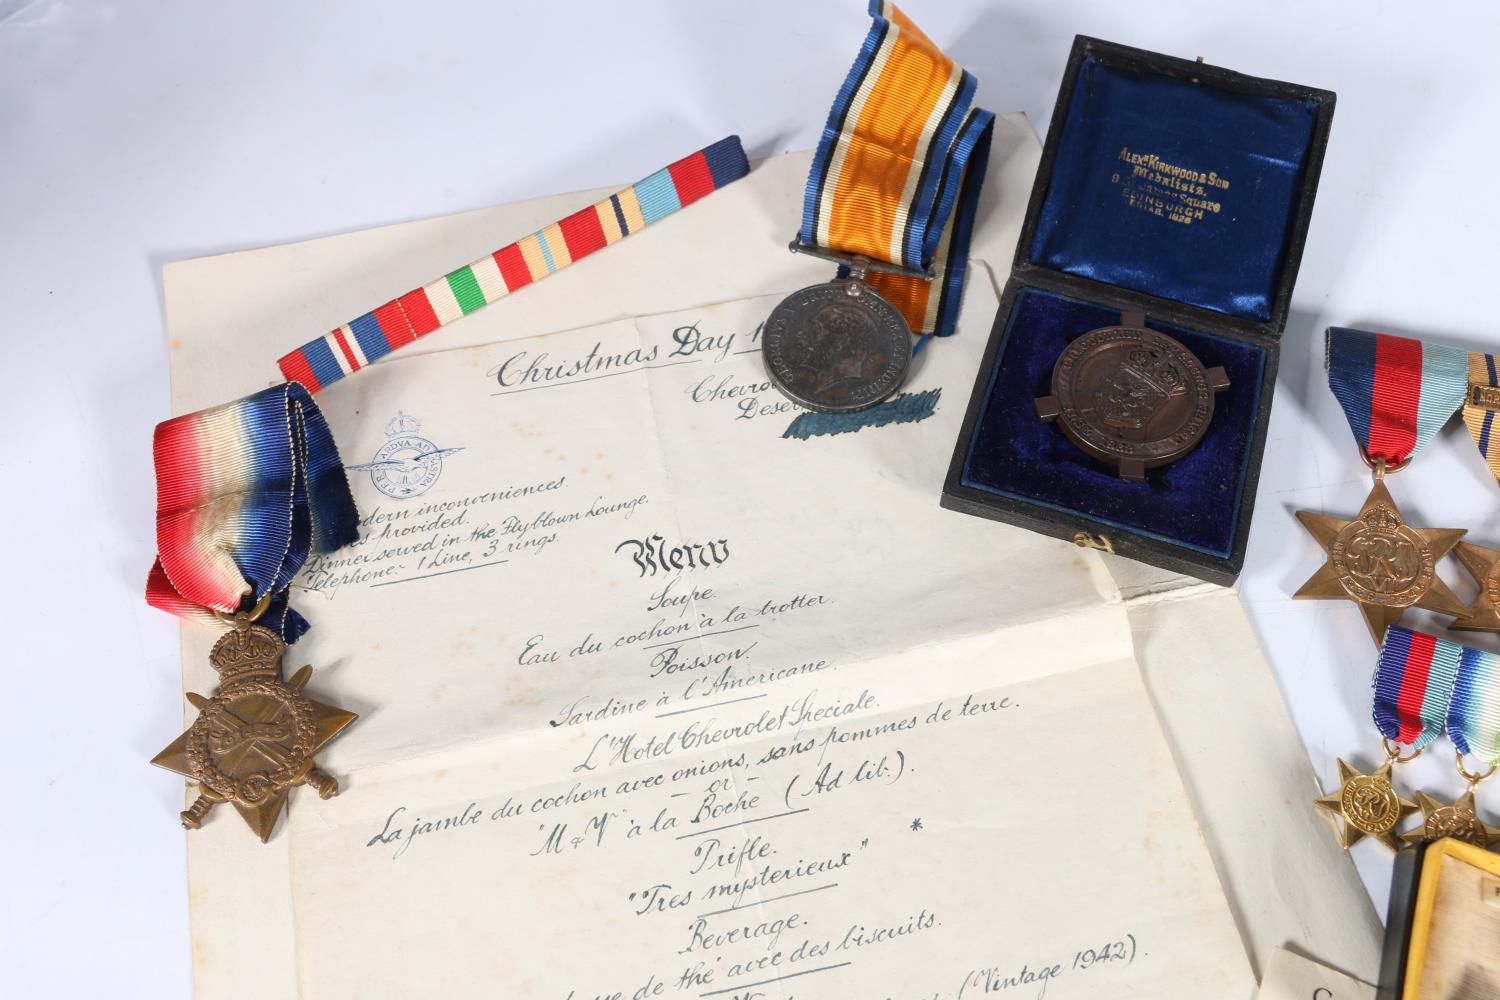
[1303, 329, 1474, 641]
[1317, 625, 1465, 851]
[1316, 756, 1419, 851]
[1294, 476, 1468, 642]
[152, 609, 357, 842]
[1402, 788, 1500, 849]
[145, 385, 363, 843]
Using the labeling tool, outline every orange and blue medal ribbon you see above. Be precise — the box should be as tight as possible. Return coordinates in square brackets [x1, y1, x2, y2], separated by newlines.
[1375, 626, 1461, 751]
[1325, 327, 1468, 466]
[149, 138, 751, 636]
[800, 1, 994, 348]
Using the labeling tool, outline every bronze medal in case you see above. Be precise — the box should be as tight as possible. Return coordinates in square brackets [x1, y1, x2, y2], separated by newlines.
[1034, 313, 1230, 479]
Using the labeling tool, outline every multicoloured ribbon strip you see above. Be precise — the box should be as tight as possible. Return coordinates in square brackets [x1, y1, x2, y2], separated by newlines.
[1461, 352, 1500, 484]
[1374, 626, 1462, 750]
[799, 0, 994, 345]
[152, 141, 746, 641]
[279, 136, 750, 393]
[146, 383, 358, 641]
[1448, 637, 1500, 764]
[1326, 327, 1468, 465]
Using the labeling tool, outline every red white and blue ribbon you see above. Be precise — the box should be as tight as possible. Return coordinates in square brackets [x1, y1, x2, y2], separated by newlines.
[800, 1, 993, 348]
[1448, 636, 1500, 765]
[1326, 327, 1468, 465]
[1374, 626, 1462, 750]
[151, 141, 749, 639]
[279, 136, 750, 393]
[146, 383, 358, 641]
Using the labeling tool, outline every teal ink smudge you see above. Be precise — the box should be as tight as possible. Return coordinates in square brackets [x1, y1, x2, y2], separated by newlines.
[781, 388, 941, 440]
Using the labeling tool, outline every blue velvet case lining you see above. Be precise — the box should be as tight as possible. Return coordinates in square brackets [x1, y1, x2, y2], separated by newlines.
[960, 287, 1267, 557]
[1028, 55, 1319, 323]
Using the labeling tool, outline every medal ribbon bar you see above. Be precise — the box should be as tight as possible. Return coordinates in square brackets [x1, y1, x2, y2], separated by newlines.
[154, 138, 749, 636]
[278, 136, 750, 393]
[798, 0, 993, 345]
[147, 140, 752, 839]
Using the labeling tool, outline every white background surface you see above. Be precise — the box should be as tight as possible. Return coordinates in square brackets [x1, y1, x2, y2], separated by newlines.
[4, 1, 1499, 996]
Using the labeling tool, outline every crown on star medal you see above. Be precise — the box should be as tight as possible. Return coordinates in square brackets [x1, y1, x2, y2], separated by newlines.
[151, 614, 357, 842]
[1293, 477, 1469, 642]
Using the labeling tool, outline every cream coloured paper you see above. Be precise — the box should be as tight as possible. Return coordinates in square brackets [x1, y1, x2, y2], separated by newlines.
[1255, 947, 1375, 1000]
[222, 287, 1252, 999]
[161, 120, 1379, 997]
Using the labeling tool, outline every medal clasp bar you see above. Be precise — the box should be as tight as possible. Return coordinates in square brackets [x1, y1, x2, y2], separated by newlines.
[1473, 385, 1500, 411]
[787, 240, 933, 290]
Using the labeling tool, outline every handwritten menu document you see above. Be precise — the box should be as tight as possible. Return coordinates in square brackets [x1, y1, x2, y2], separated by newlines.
[182, 282, 1254, 998]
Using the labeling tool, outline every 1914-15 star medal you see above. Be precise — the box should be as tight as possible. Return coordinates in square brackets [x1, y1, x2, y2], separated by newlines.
[1294, 479, 1468, 641]
[1400, 789, 1500, 848]
[1449, 541, 1500, 632]
[152, 622, 357, 842]
[1315, 759, 1419, 850]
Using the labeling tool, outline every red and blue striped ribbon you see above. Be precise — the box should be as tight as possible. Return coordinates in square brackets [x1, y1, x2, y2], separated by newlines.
[1448, 637, 1500, 764]
[1374, 626, 1462, 750]
[279, 137, 750, 393]
[146, 383, 358, 641]
[799, 1, 993, 348]
[1326, 327, 1468, 465]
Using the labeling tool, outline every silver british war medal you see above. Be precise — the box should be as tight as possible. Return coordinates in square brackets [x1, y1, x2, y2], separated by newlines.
[764, 6, 994, 414]
[764, 245, 922, 413]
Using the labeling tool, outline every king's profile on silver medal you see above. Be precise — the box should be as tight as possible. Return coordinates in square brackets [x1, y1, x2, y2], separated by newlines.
[762, 242, 925, 413]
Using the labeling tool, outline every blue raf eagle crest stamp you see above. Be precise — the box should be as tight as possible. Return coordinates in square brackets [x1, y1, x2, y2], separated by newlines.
[346, 412, 462, 499]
